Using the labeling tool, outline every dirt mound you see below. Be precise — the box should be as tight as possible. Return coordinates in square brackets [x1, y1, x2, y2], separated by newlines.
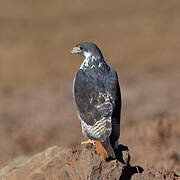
[0, 144, 179, 180]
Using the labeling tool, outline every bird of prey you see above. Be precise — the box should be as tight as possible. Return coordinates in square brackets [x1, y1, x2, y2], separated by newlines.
[71, 42, 121, 159]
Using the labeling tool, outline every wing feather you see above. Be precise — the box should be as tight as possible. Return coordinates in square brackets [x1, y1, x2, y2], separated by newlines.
[73, 69, 120, 142]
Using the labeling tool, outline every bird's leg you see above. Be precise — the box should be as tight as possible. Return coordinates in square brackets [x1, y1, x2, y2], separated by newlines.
[81, 140, 109, 159]
[81, 139, 96, 145]
[95, 141, 109, 159]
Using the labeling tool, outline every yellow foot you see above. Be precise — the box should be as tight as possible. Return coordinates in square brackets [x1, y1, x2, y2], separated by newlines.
[95, 141, 109, 159]
[81, 139, 96, 145]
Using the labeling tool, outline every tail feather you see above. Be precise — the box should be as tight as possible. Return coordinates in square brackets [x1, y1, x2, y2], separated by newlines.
[101, 138, 116, 159]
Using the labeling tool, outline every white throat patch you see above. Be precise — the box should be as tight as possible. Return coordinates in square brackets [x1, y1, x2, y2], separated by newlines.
[80, 51, 93, 69]
[84, 51, 92, 59]
[80, 51, 102, 70]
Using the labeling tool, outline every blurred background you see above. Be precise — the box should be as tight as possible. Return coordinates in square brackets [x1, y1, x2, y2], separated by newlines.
[0, 0, 179, 173]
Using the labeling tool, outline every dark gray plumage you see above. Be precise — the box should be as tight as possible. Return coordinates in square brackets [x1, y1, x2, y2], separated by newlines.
[71, 42, 121, 159]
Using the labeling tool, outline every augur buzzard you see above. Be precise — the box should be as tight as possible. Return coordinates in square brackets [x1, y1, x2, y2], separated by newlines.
[71, 42, 121, 159]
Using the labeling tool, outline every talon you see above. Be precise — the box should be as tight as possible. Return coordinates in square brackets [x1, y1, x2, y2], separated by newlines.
[81, 139, 95, 145]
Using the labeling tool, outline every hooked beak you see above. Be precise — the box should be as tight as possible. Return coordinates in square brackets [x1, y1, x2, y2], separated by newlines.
[71, 46, 82, 55]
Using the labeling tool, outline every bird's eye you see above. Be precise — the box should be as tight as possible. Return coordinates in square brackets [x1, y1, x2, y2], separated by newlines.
[80, 46, 83, 50]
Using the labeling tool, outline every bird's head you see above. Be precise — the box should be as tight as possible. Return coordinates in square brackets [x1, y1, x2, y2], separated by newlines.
[71, 42, 103, 60]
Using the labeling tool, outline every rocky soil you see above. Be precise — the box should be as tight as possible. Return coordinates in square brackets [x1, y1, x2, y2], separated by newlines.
[0, 145, 179, 180]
